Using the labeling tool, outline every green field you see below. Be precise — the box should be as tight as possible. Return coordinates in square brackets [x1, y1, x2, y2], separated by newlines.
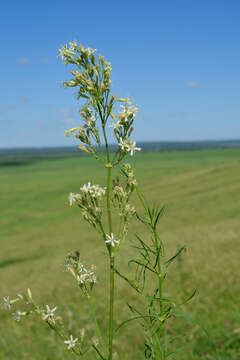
[1, 148, 240, 359]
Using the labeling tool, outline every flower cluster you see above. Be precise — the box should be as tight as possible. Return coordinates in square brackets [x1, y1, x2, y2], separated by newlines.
[69, 182, 106, 227]
[80, 182, 106, 198]
[1, 294, 23, 310]
[64, 251, 97, 294]
[111, 100, 139, 130]
[110, 99, 141, 161]
[58, 41, 117, 163]
[2, 288, 86, 354]
[111, 167, 137, 240]
[58, 41, 112, 108]
[122, 163, 138, 190]
[119, 138, 141, 156]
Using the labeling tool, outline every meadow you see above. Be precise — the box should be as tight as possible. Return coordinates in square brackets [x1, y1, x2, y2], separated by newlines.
[0, 147, 240, 359]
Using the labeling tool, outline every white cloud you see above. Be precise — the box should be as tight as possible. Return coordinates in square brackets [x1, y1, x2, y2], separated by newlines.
[16, 57, 31, 65]
[59, 107, 76, 126]
[41, 57, 50, 63]
[61, 118, 76, 125]
[0, 104, 15, 111]
[59, 107, 74, 115]
[21, 96, 31, 104]
[185, 81, 201, 88]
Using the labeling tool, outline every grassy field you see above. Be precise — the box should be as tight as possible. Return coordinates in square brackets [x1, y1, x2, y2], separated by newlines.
[0, 148, 240, 359]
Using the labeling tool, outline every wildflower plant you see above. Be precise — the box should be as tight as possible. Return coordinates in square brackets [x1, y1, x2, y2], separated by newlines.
[1, 41, 198, 360]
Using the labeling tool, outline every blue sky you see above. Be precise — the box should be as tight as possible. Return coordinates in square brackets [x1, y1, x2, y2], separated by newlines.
[0, 0, 239, 148]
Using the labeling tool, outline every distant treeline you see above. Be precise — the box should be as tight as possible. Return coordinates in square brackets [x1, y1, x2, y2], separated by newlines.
[0, 139, 240, 167]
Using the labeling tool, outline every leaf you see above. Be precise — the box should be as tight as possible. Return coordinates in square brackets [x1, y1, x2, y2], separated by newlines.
[135, 234, 155, 255]
[115, 314, 158, 333]
[165, 247, 186, 268]
[114, 268, 142, 293]
[173, 313, 209, 338]
[153, 206, 165, 230]
[153, 245, 162, 269]
[135, 211, 149, 226]
[128, 259, 157, 275]
[180, 289, 197, 305]
[166, 346, 186, 358]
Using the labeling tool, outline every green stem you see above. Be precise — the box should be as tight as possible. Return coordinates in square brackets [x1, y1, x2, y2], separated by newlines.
[153, 231, 163, 319]
[106, 166, 113, 233]
[99, 96, 115, 360]
[136, 186, 165, 360]
[92, 344, 106, 360]
[153, 230, 164, 360]
[109, 253, 115, 360]
[106, 165, 114, 360]
[102, 123, 115, 360]
[136, 186, 148, 217]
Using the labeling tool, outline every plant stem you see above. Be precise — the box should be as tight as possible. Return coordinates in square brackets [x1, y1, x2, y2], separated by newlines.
[106, 165, 114, 360]
[93, 344, 106, 360]
[109, 252, 115, 360]
[102, 121, 115, 360]
[153, 230, 164, 360]
[136, 186, 165, 359]
[136, 186, 148, 217]
[106, 166, 113, 232]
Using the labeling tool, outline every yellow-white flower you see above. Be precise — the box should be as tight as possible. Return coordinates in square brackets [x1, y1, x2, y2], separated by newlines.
[64, 335, 78, 350]
[119, 138, 141, 156]
[110, 120, 121, 130]
[119, 138, 128, 151]
[69, 192, 77, 206]
[119, 102, 139, 122]
[80, 182, 106, 198]
[126, 140, 141, 156]
[42, 305, 57, 321]
[105, 233, 119, 247]
[1, 296, 11, 310]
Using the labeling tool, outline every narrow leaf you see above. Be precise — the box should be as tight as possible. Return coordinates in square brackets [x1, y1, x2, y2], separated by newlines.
[165, 246, 186, 267]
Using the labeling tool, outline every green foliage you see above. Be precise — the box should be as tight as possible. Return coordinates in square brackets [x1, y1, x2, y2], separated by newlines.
[0, 148, 240, 358]
[1, 39, 240, 359]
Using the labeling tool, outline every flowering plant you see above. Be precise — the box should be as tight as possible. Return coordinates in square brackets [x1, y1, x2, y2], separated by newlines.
[1, 41, 198, 360]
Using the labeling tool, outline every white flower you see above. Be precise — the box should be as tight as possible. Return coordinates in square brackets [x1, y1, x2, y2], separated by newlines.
[64, 335, 78, 350]
[126, 140, 141, 156]
[118, 138, 140, 155]
[13, 310, 26, 322]
[86, 115, 96, 127]
[1, 296, 11, 310]
[69, 192, 76, 206]
[69, 40, 77, 51]
[76, 268, 96, 284]
[105, 233, 119, 247]
[80, 182, 106, 198]
[81, 182, 91, 193]
[42, 305, 57, 321]
[88, 271, 97, 284]
[119, 138, 128, 151]
[85, 47, 97, 56]
[58, 45, 67, 60]
[110, 121, 121, 130]
[119, 103, 139, 122]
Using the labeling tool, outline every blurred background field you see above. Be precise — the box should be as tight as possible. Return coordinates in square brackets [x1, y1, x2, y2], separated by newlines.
[0, 146, 240, 359]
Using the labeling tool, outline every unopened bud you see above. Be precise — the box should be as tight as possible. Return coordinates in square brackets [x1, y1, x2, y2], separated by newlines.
[27, 288, 33, 301]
